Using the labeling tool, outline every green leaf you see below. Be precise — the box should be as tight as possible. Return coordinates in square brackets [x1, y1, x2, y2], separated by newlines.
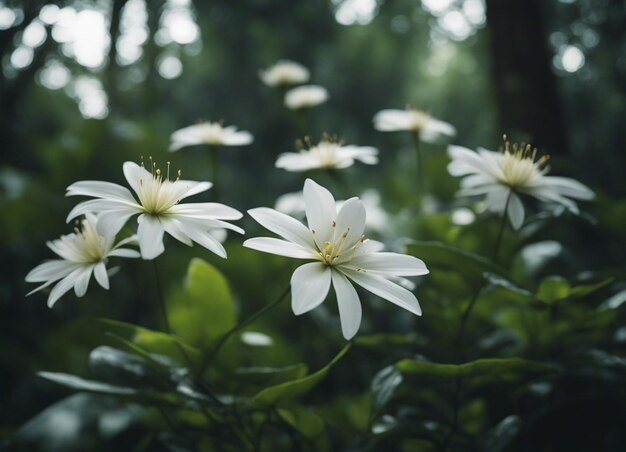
[96, 319, 201, 371]
[370, 366, 403, 418]
[252, 343, 351, 406]
[537, 276, 571, 303]
[277, 407, 325, 440]
[38, 372, 137, 397]
[396, 358, 555, 388]
[235, 363, 308, 386]
[405, 241, 506, 281]
[537, 276, 613, 304]
[167, 258, 237, 346]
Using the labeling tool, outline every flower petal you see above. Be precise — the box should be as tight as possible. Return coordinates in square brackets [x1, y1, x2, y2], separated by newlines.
[334, 197, 366, 248]
[74, 266, 94, 297]
[342, 269, 422, 316]
[47, 267, 84, 308]
[25, 260, 79, 283]
[346, 252, 429, 276]
[248, 207, 314, 249]
[331, 270, 362, 340]
[303, 178, 336, 246]
[65, 180, 137, 204]
[123, 161, 152, 197]
[243, 237, 316, 259]
[507, 192, 525, 230]
[137, 214, 165, 260]
[93, 262, 109, 289]
[291, 262, 331, 315]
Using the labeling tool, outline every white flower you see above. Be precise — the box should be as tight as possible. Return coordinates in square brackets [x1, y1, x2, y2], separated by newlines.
[284, 85, 328, 110]
[447, 140, 594, 230]
[244, 179, 428, 340]
[276, 138, 378, 172]
[25, 213, 140, 308]
[260, 60, 310, 87]
[373, 108, 456, 143]
[169, 121, 253, 151]
[65, 160, 244, 260]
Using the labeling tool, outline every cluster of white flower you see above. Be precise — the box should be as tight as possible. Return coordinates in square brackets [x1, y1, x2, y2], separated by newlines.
[26, 59, 595, 342]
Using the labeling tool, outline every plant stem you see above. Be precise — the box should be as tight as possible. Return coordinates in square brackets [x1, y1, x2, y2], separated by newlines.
[492, 189, 512, 263]
[208, 145, 219, 201]
[152, 259, 170, 333]
[195, 284, 291, 383]
[411, 130, 424, 192]
[446, 191, 513, 448]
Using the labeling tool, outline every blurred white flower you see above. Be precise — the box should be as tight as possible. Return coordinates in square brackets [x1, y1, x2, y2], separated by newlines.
[284, 85, 328, 110]
[260, 59, 310, 87]
[447, 138, 594, 229]
[65, 160, 243, 260]
[373, 108, 456, 143]
[169, 121, 253, 151]
[276, 138, 378, 172]
[25, 213, 140, 307]
[244, 179, 428, 340]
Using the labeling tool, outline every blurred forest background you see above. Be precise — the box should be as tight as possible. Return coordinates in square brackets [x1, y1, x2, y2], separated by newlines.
[1, 0, 626, 450]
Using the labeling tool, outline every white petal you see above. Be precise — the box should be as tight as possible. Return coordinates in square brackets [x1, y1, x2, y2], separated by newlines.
[420, 117, 457, 143]
[122, 161, 152, 197]
[107, 248, 141, 258]
[66, 199, 136, 223]
[222, 130, 254, 146]
[74, 266, 94, 297]
[177, 181, 213, 200]
[169, 203, 242, 220]
[25, 260, 78, 283]
[331, 270, 362, 340]
[47, 267, 84, 308]
[137, 215, 165, 260]
[243, 237, 316, 259]
[303, 178, 336, 246]
[334, 197, 366, 247]
[373, 110, 411, 132]
[172, 219, 228, 258]
[161, 217, 194, 246]
[291, 262, 331, 315]
[65, 180, 137, 204]
[507, 192, 525, 230]
[275, 152, 319, 172]
[93, 262, 110, 289]
[346, 252, 429, 276]
[342, 269, 422, 316]
[247, 207, 314, 249]
[537, 176, 594, 200]
[95, 208, 139, 239]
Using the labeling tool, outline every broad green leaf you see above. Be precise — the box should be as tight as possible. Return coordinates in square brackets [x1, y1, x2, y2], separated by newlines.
[537, 276, 613, 304]
[277, 407, 325, 440]
[536, 276, 571, 303]
[235, 363, 308, 386]
[167, 258, 237, 346]
[370, 366, 403, 418]
[252, 343, 351, 406]
[405, 241, 506, 281]
[396, 358, 555, 388]
[97, 319, 201, 371]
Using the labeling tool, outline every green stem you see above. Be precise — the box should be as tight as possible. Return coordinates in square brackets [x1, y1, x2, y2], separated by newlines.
[195, 284, 291, 383]
[152, 259, 170, 333]
[411, 131, 424, 192]
[491, 189, 512, 263]
[296, 108, 310, 138]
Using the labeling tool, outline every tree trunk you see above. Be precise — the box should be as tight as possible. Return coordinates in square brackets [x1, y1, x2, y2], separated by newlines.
[485, 0, 567, 154]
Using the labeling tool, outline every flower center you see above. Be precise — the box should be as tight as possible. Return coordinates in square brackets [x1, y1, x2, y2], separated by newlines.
[73, 217, 107, 263]
[407, 109, 430, 131]
[315, 221, 365, 266]
[138, 159, 183, 215]
[310, 141, 341, 168]
[201, 122, 224, 145]
[498, 137, 549, 188]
